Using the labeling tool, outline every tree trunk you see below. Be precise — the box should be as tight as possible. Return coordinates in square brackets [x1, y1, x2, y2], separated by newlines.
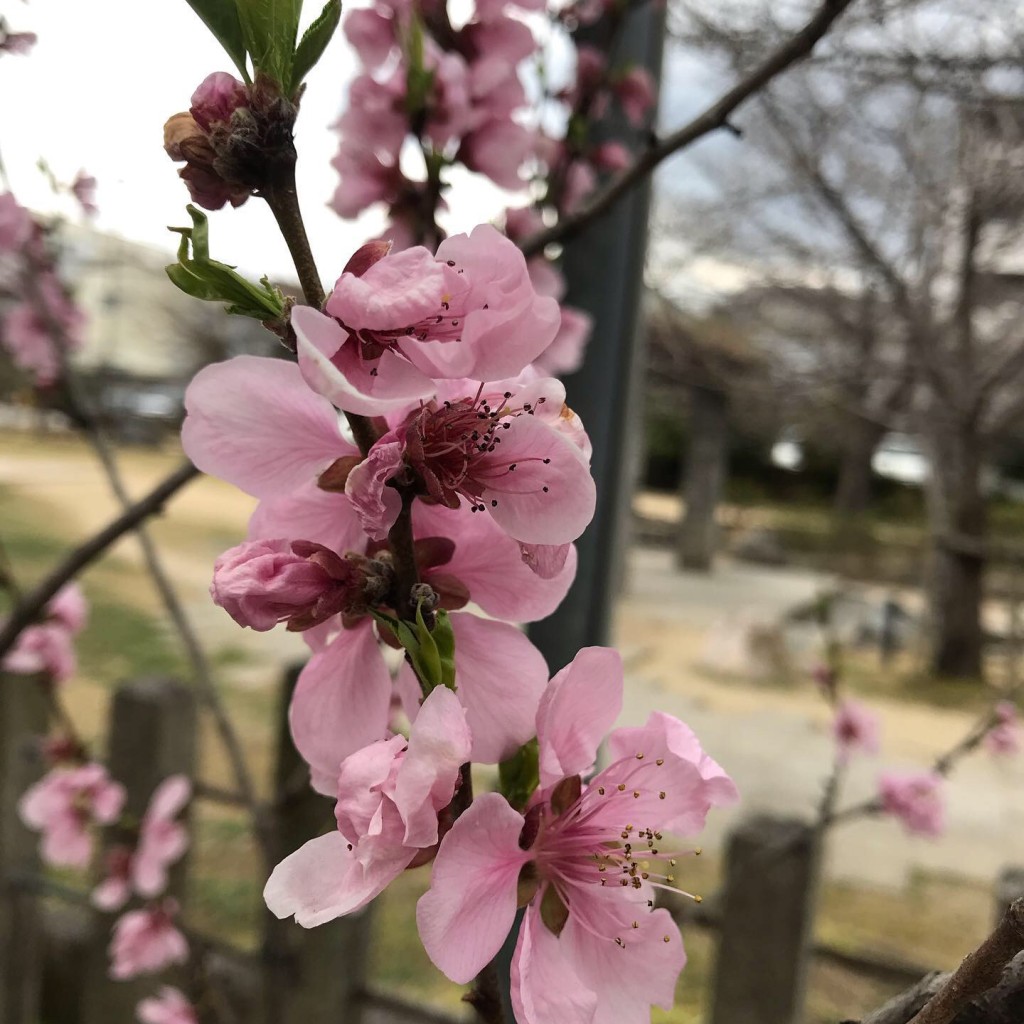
[926, 415, 986, 679]
[678, 385, 728, 572]
[834, 414, 885, 518]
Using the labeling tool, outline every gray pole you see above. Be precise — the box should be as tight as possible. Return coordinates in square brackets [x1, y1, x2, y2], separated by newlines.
[528, 3, 666, 670]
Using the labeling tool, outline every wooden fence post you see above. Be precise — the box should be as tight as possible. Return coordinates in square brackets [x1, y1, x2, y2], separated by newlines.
[710, 815, 821, 1024]
[81, 676, 198, 1024]
[0, 672, 49, 1024]
[260, 664, 373, 1024]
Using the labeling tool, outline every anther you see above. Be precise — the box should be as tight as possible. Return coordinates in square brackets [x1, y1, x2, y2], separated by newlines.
[656, 758, 664, 766]
[659, 792, 666, 799]
[633, 791, 641, 799]
[663, 936, 671, 943]
[543, 458, 551, 464]
[617, 784, 626, 792]
[636, 753, 644, 760]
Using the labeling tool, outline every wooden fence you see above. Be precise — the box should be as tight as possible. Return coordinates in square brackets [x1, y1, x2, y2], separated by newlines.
[2, 669, 1021, 1024]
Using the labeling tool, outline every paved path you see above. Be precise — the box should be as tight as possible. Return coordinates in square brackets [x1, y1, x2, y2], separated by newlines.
[616, 548, 1024, 889]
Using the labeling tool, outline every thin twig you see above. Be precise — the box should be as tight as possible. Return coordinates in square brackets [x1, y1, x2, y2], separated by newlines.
[0, 460, 199, 660]
[519, 0, 859, 258]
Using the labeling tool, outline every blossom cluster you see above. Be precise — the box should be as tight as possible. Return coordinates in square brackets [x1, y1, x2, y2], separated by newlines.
[0, 192, 87, 387]
[183, 225, 738, 1021]
[2, 582, 87, 683]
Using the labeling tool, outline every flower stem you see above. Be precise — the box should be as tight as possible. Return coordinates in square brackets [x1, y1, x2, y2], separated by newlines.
[262, 171, 379, 457]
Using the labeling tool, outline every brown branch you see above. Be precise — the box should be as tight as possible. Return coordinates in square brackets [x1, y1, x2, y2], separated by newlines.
[906, 900, 1024, 1024]
[262, 171, 379, 457]
[0, 460, 199, 660]
[519, 0, 859, 258]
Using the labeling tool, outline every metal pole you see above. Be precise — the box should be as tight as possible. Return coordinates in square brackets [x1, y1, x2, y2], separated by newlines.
[528, 2, 667, 670]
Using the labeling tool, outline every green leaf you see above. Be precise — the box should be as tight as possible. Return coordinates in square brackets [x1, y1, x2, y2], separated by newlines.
[432, 610, 456, 690]
[165, 205, 286, 321]
[412, 603, 442, 689]
[183, 0, 251, 82]
[499, 739, 539, 812]
[289, 0, 340, 94]
[236, 0, 302, 86]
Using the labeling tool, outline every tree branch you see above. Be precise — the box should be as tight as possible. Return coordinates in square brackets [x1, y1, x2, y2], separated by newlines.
[0, 460, 199, 659]
[519, 0, 859, 258]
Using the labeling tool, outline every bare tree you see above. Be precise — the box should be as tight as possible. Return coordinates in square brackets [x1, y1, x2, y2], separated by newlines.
[658, 0, 1024, 677]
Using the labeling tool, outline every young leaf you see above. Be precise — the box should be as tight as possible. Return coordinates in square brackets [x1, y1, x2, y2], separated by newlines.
[165, 205, 286, 320]
[236, 0, 302, 86]
[289, 0, 341, 94]
[183, 0, 251, 83]
[499, 739, 540, 811]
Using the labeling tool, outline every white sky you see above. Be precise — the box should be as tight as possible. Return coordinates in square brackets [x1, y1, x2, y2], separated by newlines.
[0, 0, 512, 283]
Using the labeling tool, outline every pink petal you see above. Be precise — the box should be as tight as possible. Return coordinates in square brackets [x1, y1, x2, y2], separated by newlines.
[511, 908, 598, 1024]
[182, 356, 349, 498]
[289, 621, 393, 794]
[345, 441, 405, 541]
[294, 305, 435, 416]
[482, 413, 596, 545]
[449, 613, 548, 764]
[146, 775, 192, 823]
[248, 482, 367, 555]
[394, 687, 472, 847]
[536, 647, 623, 787]
[413, 503, 577, 622]
[264, 831, 411, 927]
[560, 909, 686, 1024]
[607, 711, 739, 813]
[417, 793, 528, 984]
[92, 875, 130, 912]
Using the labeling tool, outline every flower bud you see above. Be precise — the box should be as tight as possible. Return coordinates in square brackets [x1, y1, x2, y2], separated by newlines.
[190, 72, 249, 132]
[211, 539, 372, 632]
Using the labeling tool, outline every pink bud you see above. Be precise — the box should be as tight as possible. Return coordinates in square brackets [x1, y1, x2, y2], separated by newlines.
[189, 72, 248, 132]
[591, 140, 632, 172]
[343, 239, 393, 278]
[878, 770, 945, 837]
[210, 539, 366, 632]
[985, 700, 1021, 756]
[614, 66, 656, 126]
[832, 699, 880, 761]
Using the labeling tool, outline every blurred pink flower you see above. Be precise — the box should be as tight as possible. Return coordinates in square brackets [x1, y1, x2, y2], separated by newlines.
[985, 700, 1021, 756]
[878, 770, 945, 837]
[133, 776, 192, 899]
[19, 763, 126, 868]
[343, 8, 396, 68]
[137, 987, 198, 1024]
[2, 622, 76, 682]
[0, 31, 37, 56]
[592, 140, 632, 172]
[832, 699, 880, 761]
[109, 900, 189, 980]
[47, 583, 88, 634]
[614, 66, 656, 126]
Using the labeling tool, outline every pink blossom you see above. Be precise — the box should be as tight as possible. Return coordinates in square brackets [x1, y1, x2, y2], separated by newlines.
[985, 700, 1021, 756]
[573, 45, 607, 100]
[459, 119, 535, 190]
[1, 272, 85, 386]
[71, 171, 98, 216]
[878, 770, 945, 837]
[109, 900, 189, 980]
[189, 72, 248, 132]
[0, 192, 33, 251]
[293, 225, 559, 414]
[137, 987, 198, 1024]
[47, 583, 88, 634]
[424, 52, 474, 148]
[334, 72, 408, 162]
[560, 159, 598, 214]
[133, 776, 192, 899]
[344, 376, 595, 547]
[461, 17, 536, 65]
[2, 622, 77, 682]
[265, 686, 471, 926]
[93, 845, 134, 912]
[592, 140, 632, 172]
[211, 538, 372, 632]
[19, 763, 126, 868]
[343, 8, 396, 68]
[832, 699, 880, 762]
[614, 66, 657, 126]
[533, 306, 592, 377]
[417, 647, 737, 1021]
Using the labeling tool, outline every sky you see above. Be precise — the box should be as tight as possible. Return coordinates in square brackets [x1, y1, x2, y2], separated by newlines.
[0, 0, 514, 283]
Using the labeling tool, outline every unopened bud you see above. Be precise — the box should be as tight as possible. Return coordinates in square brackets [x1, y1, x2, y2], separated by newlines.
[410, 582, 440, 611]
